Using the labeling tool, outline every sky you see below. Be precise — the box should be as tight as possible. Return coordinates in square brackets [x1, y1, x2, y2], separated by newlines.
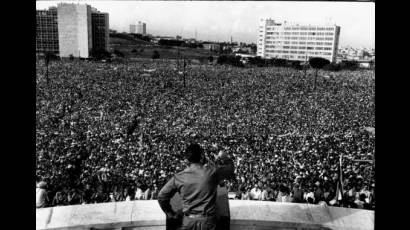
[36, 1, 375, 49]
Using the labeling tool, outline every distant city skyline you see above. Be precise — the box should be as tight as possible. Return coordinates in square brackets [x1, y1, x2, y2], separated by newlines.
[36, 1, 375, 49]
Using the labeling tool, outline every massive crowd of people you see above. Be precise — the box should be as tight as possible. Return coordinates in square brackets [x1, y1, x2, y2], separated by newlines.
[36, 59, 375, 210]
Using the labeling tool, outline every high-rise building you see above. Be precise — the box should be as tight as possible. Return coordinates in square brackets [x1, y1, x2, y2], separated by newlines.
[257, 19, 340, 62]
[137, 21, 146, 35]
[36, 7, 59, 55]
[36, 3, 109, 58]
[57, 3, 93, 58]
[91, 8, 109, 51]
[130, 24, 136, 34]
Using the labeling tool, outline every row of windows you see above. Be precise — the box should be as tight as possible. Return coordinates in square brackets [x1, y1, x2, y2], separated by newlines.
[265, 50, 332, 56]
[265, 41, 333, 46]
[283, 27, 334, 31]
[267, 31, 334, 36]
[265, 36, 334, 41]
[264, 46, 333, 51]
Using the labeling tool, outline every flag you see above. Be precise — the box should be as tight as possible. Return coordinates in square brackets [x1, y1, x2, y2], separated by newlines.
[335, 154, 344, 201]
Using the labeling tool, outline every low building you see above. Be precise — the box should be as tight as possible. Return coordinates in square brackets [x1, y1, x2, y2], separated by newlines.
[203, 43, 221, 52]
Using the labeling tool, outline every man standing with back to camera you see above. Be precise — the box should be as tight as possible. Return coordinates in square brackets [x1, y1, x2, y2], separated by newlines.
[158, 143, 235, 230]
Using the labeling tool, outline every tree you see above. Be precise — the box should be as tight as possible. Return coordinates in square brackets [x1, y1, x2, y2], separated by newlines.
[340, 60, 359, 70]
[309, 57, 330, 90]
[113, 49, 124, 58]
[151, 50, 160, 59]
[208, 56, 214, 63]
[69, 54, 75, 61]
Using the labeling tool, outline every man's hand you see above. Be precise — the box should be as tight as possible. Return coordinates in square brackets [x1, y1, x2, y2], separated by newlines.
[166, 211, 178, 219]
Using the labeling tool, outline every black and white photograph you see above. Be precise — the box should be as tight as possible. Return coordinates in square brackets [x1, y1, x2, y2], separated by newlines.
[36, 1, 375, 229]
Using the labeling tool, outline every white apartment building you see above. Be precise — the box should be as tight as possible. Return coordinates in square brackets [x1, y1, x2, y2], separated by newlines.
[257, 19, 340, 62]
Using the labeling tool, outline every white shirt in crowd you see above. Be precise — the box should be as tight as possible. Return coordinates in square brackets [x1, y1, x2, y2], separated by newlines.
[135, 188, 143, 200]
[250, 187, 262, 200]
[36, 188, 47, 208]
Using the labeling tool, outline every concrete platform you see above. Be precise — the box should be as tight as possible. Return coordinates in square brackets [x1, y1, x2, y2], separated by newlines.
[37, 200, 373, 230]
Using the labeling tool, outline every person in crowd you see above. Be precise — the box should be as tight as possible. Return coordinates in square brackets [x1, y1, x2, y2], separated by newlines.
[52, 191, 67, 206]
[82, 184, 94, 204]
[36, 181, 49, 208]
[143, 186, 151, 200]
[250, 183, 262, 200]
[304, 186, 315, 204]
[150, 185, 159, 200]
[135, 183, 143, 200]
[291, 183, 304, 203]
[314, 181, 325, 204]
[67, 188, 83, 205]
[260, 185, 270, 201]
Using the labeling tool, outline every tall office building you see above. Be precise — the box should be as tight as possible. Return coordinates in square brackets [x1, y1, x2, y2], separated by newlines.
[57, 3, 92, 58]
[257, 19, 340, 62]
[36, 7, 59, 55]
[36, 3, 109, 58]
[91, 8, 109, 51]
[137, 21, 146, 35]
[130, 24, 136, 34]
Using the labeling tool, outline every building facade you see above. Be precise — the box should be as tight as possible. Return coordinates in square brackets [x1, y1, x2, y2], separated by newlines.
[257, 19, 340, 62]
[57, 3, 92, 58]
[36, 7, 59, 55]
[137, 21, 146, 35]
[36, 3, 109, 58]
[91, 9, 109, 51]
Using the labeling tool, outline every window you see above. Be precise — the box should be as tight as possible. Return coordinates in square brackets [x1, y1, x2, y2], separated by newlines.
[299, 41, 306, 45]
[316, 42, 323, 45]
[325, 37, 334, 41]
[290, 46, 298, 49]
[325, 32, 334, 36]
[266, 32, 273, 35]
[300, 32, 307, 35]
[307, 47, 314, 50]
[324, 47, 332, 50]
[315, 47, 323, 50]
[292, 32, 299, 35]
[307, 42, 315, 45]
[290, 50, 297, 54]
[283, 46, 290, 49]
